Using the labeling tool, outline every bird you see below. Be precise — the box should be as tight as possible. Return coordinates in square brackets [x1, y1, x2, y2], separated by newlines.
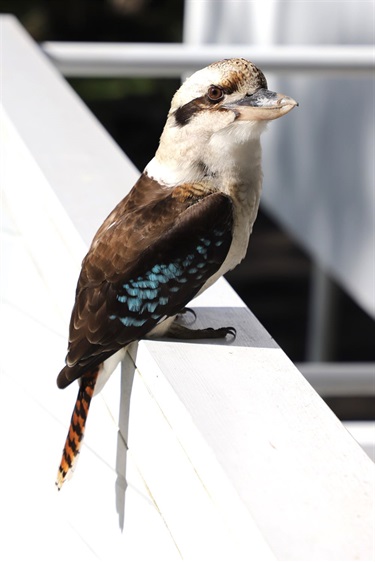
[55, 58, 297, 489]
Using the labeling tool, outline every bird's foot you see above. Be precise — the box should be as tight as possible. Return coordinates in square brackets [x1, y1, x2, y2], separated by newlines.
[166, 321, 236, 341]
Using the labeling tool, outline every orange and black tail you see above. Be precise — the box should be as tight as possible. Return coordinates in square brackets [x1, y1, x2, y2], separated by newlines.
[56, 370, 98, 490]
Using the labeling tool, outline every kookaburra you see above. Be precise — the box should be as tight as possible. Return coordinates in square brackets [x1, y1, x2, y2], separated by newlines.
[56, 58, 297, 489]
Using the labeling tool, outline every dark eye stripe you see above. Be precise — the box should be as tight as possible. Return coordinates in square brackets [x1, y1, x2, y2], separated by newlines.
[174, 97, 205, 127]
[173, 90, 226, 128]
[173, 79, 245, 128]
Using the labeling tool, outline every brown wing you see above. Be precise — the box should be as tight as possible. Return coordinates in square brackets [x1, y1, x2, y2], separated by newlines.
[57, 174, 233, 388]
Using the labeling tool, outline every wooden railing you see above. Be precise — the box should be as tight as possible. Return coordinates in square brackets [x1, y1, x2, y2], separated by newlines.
[1, 15, 374, 561]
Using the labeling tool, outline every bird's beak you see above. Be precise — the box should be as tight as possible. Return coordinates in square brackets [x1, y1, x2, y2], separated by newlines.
[226, 88, 298, 121]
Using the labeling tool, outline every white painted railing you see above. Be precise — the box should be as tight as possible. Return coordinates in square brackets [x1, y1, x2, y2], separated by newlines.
[42, 42, 375, 77]
[1, 16, 374, 561]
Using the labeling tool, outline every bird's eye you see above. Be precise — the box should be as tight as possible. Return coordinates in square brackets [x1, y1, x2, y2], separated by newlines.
[207, 85, 224, 102]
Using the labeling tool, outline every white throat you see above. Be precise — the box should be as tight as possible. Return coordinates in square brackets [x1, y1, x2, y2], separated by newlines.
[145, 119, 266, 195]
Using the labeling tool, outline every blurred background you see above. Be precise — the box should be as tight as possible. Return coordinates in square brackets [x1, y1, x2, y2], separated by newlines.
[2, 0, 374, 420]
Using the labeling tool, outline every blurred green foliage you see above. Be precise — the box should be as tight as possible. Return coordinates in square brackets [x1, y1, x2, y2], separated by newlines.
[0, 0, 183, 42]
[0, 0, 184, 168]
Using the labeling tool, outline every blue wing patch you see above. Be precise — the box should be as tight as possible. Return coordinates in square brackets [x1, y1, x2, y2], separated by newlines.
[110, 229, 230, 329]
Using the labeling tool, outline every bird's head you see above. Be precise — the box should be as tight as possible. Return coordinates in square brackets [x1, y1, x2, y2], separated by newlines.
[147, 58, 297, 186]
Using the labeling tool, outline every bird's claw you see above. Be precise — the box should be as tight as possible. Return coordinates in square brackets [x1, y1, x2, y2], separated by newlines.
[166, 322, 237, 341]
[177, 307, 197, 324]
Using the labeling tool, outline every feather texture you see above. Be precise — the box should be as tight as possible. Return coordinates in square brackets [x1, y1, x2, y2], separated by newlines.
[57, 174, 233, 389]
[56, 370, 98, 490]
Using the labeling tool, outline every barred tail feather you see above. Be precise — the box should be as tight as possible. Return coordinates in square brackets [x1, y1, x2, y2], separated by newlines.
[56, 370, 98, 490]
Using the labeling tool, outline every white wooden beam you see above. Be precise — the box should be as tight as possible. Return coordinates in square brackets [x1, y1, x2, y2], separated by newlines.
[42, 41, 375, 77]
[1, 16, 374, 561]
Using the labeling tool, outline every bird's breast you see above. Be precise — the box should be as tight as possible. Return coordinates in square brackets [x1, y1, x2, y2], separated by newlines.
[198, 176, 262, 295]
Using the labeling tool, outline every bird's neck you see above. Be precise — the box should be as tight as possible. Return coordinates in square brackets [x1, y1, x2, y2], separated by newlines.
[146, 134, 263, 261]
[146, 132, 263, 203]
